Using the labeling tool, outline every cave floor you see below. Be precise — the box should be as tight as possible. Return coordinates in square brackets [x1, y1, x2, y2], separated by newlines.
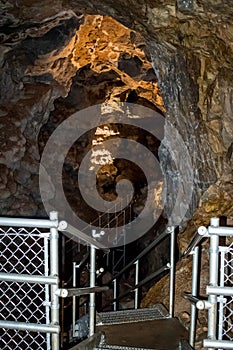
[97, 318, 189, 349]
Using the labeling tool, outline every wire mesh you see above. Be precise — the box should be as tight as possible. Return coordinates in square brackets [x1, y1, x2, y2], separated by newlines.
[0, 227, 50, 350]
[220, 239, 233, 341]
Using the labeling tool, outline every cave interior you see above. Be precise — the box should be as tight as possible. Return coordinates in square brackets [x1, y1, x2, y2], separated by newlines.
[0, 1, 233, 349]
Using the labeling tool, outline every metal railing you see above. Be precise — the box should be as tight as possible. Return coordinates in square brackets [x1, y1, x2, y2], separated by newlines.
[183, 217, 233, 349]
[0, 211, 60, 350]
[102, 226, 176, 317]
[0, 212, 109, 350]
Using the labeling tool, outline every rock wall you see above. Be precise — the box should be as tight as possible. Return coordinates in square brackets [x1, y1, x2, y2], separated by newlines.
[1, 0, 232, 223]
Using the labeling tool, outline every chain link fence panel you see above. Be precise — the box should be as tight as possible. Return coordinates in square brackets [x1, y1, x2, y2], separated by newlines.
[0, 227, 51, 350]
[219, 239, 233, 341]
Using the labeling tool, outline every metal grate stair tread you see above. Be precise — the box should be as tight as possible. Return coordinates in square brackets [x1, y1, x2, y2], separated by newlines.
[94, 339, 192, 350]
[94, 346, 154, 349]
[97, 304, 169, 326]
[94, 340, 192, 350]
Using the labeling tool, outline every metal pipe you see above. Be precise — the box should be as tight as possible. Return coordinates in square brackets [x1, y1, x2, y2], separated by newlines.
[182, 226, 207, 257]
[49, 211, 60, 350]
[56, 286, 109, 298]
[0, 216, 58, 228]
[76, 252, 90, 269]
[208, 226, 233, 236]
[58, 221, 109, 252]
[169, 226, 175, 317]
[183, 293, 211, 310]
[134, 264, 170, 290]
[207, 218, 219, 349]
[0, 272, 58, 285]
[44, 232, 51, 350]
[89, 245, 96, 337]
[60, 233, 66, 349]
[109, 264, 171, 308]
[204, 339, 233, 349]
[189, 246, 199, 347]
[207, 286, 233, 296]
[110, 229, 170, 283]
[0, 320, 60, 334]
[183, 293, 200, 305]
[134, 260, 139, 309]
[196, 300, 212, 310]
[218, 247, 226, 341]
[113, 279, 117, 311]
[72, 262, 77, 339]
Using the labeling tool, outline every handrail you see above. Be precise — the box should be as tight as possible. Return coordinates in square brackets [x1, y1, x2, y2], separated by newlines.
[103, 263, 170, 310]
[182, 226, 208, 257]
[58, 221, 110, 253]
[183, 292, 201, 305]
[76, 251, 90, 269]
[108, 228, 170, 285]
[101, 227, 176, 315]
[135, 263, 170, 290]
[0, 216, 58, 228]
[56, 286, 109, 298]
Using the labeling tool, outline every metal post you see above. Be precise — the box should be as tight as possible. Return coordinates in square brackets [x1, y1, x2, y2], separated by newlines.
[208, 218, 219, 350]
[49, 211, 60, 350]
[134, 260, 139, 309]
[44, 233, 51, 350]
[169, 226, 175, 318]
[72, 262, 77, 338]
[89, 244, 96, 337]
[113, 279, 117, 311]
[218, 247, 226, 341]
[189, 246, 199, 347]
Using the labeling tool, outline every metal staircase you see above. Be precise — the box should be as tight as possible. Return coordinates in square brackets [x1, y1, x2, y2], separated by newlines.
[93, 306, 191, 350]
[2, 213, 233, 349]
[95, 305, 171, 350]
[70, 305, 192, 350]
[67, 224, 193, 350]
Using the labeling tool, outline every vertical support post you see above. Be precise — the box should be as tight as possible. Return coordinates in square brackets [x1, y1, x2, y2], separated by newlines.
[60, 234, 66, 348]
[106, 251, 109, 268]
[112, 250, 115, 275]
[169, 226, 175, 318]
[218, 247, 226, 341]
[189, 246, 199, 347]
[134, 260, 139, 309]
[89, 244, 96, 337]
[44, 233, 51, 350]
[113, 279, 117, 311]
[49, 211, 60, 350]
[208, 217, 219, 350]
[72, 262, 77, 338]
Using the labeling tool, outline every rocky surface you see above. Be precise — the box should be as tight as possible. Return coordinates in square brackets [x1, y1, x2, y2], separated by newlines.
[0, 11, 163, 217]
[0, 1, 233, 348]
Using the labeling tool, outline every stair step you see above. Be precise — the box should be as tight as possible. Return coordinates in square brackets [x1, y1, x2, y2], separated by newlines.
[94, 339, 192, 349]
[96, 317, 190, 350]
[94, 346, 153, 349]
[97, 304, 169, 326]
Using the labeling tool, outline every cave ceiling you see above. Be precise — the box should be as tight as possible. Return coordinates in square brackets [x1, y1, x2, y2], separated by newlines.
[0, 0, 233, 239]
